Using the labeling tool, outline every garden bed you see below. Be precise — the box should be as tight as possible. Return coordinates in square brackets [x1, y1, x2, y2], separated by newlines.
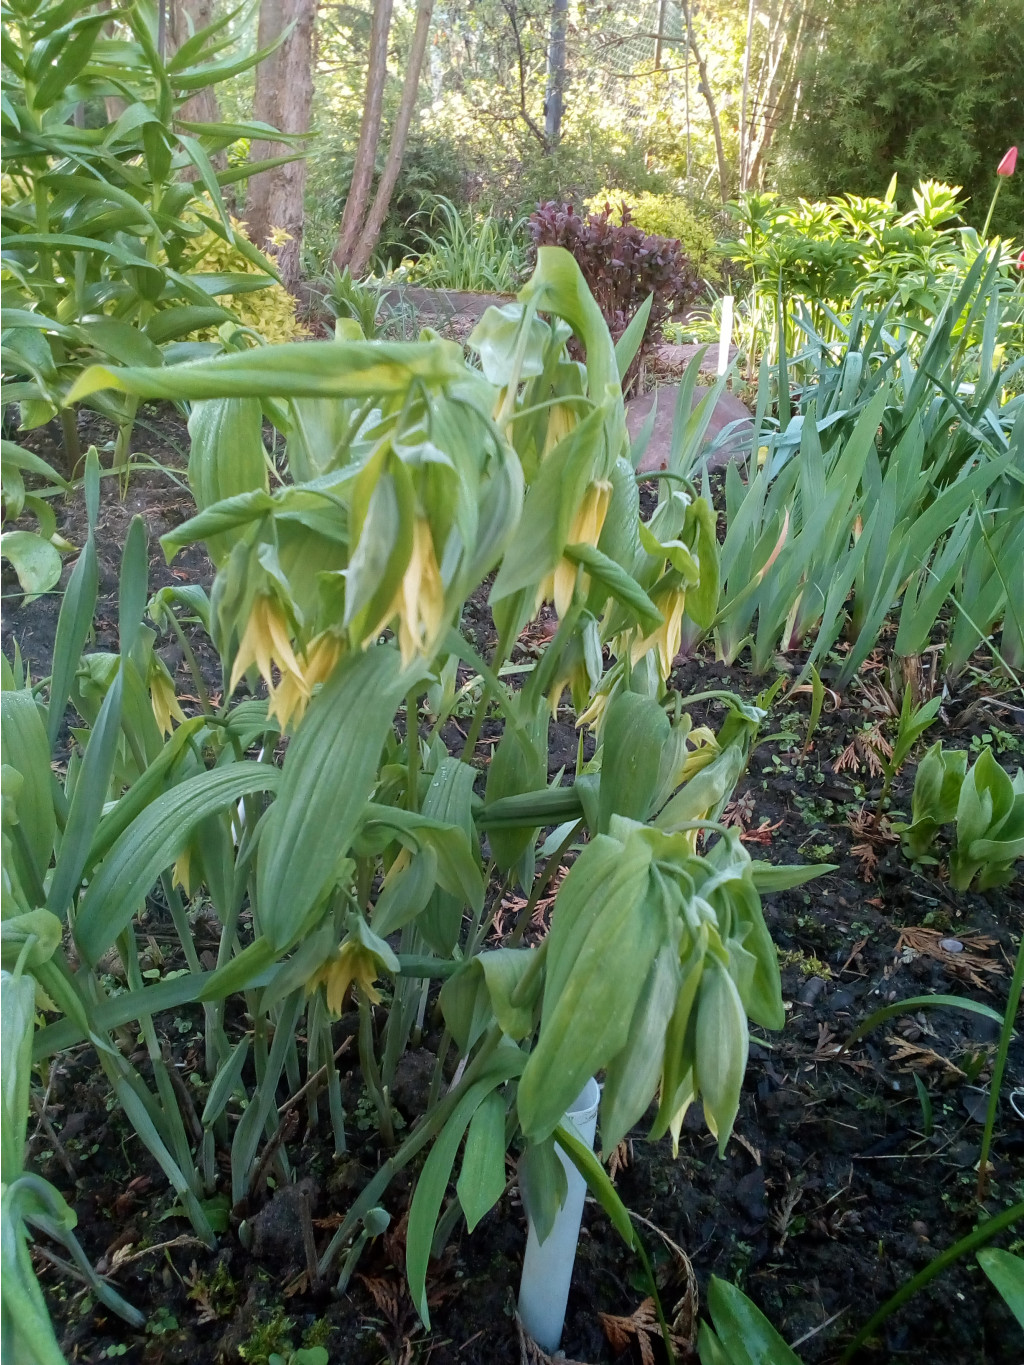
[4, 407, 1022, 1365]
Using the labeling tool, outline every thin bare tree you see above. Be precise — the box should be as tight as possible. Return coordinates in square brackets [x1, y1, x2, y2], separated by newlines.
[738, 0, 757, 190]
[332, 0, 396, 269]
[347, 0, 436, 278]
[686, 9, 730, 201]
[544, 0, 569, 146]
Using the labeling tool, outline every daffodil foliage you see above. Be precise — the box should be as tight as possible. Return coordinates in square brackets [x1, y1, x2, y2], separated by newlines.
[3, 249, 819, 1332]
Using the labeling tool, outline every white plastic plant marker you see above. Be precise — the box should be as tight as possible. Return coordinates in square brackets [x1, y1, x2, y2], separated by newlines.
[517, 1077, 601, 1352]
[717, 294, 735, 376]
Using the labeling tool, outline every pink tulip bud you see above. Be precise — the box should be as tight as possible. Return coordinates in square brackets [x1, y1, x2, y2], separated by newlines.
[1018, 250, 1024, 269]
[996, 146, 1018, 176]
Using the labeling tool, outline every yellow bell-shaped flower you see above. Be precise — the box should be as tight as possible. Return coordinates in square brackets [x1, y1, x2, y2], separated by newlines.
[630, 584, 687, 682]
[307, 939, 384, 1016]
[364, 517, 445, 667]
[268, 631, 344, 730]
[230, 595, 308, 702]
[149, 660, 186, 738]
[538, 479, 613, 618]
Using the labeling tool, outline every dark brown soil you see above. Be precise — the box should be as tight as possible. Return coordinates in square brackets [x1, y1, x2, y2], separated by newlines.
[5, 405, 1022, 1365]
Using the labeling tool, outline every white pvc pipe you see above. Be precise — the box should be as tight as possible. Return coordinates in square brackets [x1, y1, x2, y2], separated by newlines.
[517, 1077, 601, 1352]
[718, 294, 735, 376]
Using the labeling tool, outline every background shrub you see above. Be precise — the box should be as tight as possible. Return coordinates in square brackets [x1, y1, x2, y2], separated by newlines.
[181, 216, 308, 344]
[528, 202, 704, 362]
[587, 190, 721, 281]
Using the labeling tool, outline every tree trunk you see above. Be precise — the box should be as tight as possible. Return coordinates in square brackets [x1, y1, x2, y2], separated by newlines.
[687, 23, 730, 201]
[247, 0, 318, 291]
[168, 0, 223, 127]
[544, 0, 569, 148]
[747, 1, 811, 188]
[348, 0, 435, 279]
[738, 0, 757, 191]
[333, 0, 395, 269]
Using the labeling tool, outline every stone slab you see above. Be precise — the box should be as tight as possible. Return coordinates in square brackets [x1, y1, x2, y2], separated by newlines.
[378, 285, 514, 320]
[626, 382, 754, 474]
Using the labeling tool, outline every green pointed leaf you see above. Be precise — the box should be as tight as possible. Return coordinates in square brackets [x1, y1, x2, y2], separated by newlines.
[518, 831, 659, 1141]
[74, 765, 282, 966]
[977, 1249, 1024, 1328]
[256, 646, 415, 950]
[597, 690, 670, 833]
[705, 1275, 803, 1365]
[407, 1050, 524, 1327]
[0, 531, 61, 598]
[457, 1090, 508, 1232]
[1, 691, 55, 894]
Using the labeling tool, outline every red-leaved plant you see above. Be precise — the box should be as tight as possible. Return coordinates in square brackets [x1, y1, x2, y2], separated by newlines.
[528, 201, 704, 382]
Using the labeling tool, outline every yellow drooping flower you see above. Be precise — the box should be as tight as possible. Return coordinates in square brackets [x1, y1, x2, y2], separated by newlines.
[575, 684, 615, 734]
[630, 585, 687, 681]
[172, 845, 195, 897]
[676, 726, 720, 784]
[149, 660, 186, 737]
[538, 479, 613, 618]
[267, 631, 344, 730]
[307, 939, 384, 1016]
[397, 518, 445, 664]
[364, 517, 446, 666]
[547, 655, 590, 720]
[230, 595, 308, 700]
[542, 401, 578, 458]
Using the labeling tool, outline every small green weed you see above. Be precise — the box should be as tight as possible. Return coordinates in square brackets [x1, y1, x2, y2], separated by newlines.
[777, 949, 833, 980]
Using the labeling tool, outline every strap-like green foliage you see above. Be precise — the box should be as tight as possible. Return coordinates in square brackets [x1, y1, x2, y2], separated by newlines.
[1, 0, 294, 461]
[977, 1249, 1024, 1329]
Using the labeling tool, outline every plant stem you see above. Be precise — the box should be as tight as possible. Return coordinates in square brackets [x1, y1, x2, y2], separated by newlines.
[980, 180, 1003, 241]
[59, 409, 81, 479]
[839, 1199, 1024, 1362]
[358, 992, 394, 1147]
[427, 1027, 452, 1111]
[160, 872, 202, 974]
[461, 620, 514, 762]
[114, 396, 139, 473]
[405, 687, 420, 812]
[508, 819, 582, 947]
[977, 926, 1024, 1200]
[509, 936, 548, 1007]
[317, 1024, 502, 1278]
[165, 610, 213, 715]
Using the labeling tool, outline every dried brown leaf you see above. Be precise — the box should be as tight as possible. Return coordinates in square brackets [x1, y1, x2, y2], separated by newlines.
[885, 1036, 966, 1078]
[516, 1313, 594, 1365]
[607, 1139, 631, 1183]
[894, 927, 1002, 992]
[740, 817, 783, 846]
[850, 842, 879, 881]
[599, 1299, 659, 1365]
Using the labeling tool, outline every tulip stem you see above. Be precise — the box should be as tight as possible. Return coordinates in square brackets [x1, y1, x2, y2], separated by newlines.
[164, 608, 213, 716]
[839, 1198, 1024, 1362]
[981, 180, 1003, 241]
[510, 937, 549, 1007]
[317, 1023, 503, 1278]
